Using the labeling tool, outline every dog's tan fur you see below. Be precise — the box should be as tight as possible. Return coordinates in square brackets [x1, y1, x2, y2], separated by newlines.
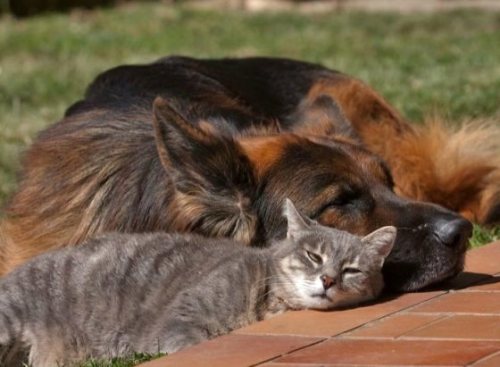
[387, 117, 500, 223]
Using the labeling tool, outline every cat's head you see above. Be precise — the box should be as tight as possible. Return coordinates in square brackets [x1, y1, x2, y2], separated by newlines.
[272, 199, 396, 310]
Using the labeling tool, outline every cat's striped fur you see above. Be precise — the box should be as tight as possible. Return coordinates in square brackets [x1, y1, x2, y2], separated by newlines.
[0, 200, 395, 367]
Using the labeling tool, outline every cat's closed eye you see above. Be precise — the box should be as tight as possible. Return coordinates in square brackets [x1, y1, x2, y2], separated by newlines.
[306, 251, 322, 264]
[342, 267, 362, 275]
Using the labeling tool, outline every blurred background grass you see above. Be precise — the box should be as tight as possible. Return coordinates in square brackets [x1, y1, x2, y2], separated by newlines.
[0, 2, 499, 240]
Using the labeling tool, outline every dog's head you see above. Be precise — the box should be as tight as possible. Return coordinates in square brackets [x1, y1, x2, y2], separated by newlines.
[153, 97, 471, 292]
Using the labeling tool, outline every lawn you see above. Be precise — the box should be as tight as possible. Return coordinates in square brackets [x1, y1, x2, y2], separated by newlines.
[0, 3, 499, 366]
[78, 353, 163, 367]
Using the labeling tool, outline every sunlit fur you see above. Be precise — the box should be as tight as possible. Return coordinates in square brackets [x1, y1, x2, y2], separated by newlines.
[388, 117, 500, 225]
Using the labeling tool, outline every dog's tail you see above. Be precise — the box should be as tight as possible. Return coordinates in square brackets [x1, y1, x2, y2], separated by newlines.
[388, 116, 500, 225]
[0, 220, 20, 277]
[0, 222, 10, 276]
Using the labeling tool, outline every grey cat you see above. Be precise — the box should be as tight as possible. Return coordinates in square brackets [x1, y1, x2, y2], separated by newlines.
[0, 200, 396, 367]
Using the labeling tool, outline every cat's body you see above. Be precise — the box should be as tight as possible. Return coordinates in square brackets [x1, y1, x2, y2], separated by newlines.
[1, 232, 272, 367]
[0, 201, 395, 367]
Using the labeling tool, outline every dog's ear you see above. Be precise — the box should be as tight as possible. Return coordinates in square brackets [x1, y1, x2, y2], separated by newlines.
[153, 97, 215, 172]
[153, 97, 259, 244]
[287, 95, 360, 142]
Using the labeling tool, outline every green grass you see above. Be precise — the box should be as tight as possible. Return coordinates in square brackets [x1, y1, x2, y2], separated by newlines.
[470, 225, 500, 249]
[77, 353, 163, 367]
[0, 4, 499, 365]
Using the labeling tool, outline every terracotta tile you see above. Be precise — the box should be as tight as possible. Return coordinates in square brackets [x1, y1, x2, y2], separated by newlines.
[411, 292, 500, 314]
[258, 364, 378, 367]
[276, 339, 500, 365]
[347, 314, 443, 338]
[234, 309, 364, 338]
[405, 315, 500, 340]
[464, 242, 500, 275]
[463, 276, 500, 292]
[137, 334, 321, 367]
[472, 352, 500, 367]
[235, 291, 443, 337]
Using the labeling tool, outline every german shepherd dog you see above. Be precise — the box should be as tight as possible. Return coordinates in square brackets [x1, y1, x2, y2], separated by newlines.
[1, 57, 498, 291]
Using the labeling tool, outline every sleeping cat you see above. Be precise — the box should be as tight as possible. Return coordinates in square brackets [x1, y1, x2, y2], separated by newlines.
[0, 200, 396, 367]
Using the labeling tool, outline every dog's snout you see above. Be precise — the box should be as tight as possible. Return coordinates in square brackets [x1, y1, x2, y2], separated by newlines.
[434, 217, 473, 248]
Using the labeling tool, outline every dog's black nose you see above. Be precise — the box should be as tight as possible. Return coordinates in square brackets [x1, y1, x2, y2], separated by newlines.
[434, 217, 473, 248]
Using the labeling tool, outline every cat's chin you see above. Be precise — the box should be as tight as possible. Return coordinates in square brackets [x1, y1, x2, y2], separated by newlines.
[284, 294, 334, 310]
[312, 294, 336, 309]
[297, 292, 339, 310]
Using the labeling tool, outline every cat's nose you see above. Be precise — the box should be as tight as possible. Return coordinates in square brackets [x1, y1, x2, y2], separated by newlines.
[320, 275, 335, 290]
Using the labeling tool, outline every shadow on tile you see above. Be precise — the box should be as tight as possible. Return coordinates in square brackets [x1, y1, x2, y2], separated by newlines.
[423, 272, 494, 291]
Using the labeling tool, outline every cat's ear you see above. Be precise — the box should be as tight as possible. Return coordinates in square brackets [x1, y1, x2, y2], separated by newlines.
[284, 199, 315, 239]
[361, 226, 397, 266]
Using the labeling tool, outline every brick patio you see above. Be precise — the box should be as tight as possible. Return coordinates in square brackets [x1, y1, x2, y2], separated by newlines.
[140, 241, 500, 367]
